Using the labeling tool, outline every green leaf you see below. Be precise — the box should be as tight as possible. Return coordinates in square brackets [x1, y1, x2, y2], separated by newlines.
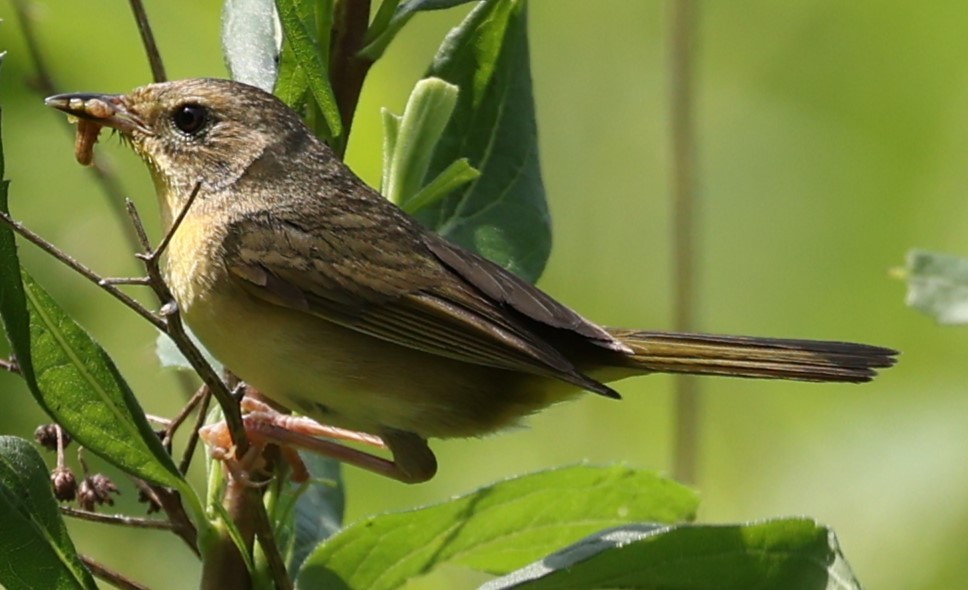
[0, 110, 189, 497]
[222, 0, 282, 92]
[361, 0, 480, 60]
[417, 0, 551, 282]
[900, 249, 968, 324]
[482, 518, 861, 590]
[383, 77, 460, 205]
[274, 0, 342, 138]
[0, 436, 97, 590]
[273, 0, 313, 111]
[402, 157, 480, 215]
[380, 108, 402, 193]
[294, 465, 697, 590]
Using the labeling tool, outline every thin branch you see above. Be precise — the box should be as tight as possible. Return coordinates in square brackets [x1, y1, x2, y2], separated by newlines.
[128, 0, 167, 82]
[61, 506, 175, 530]
[145, 183, 201, 262]
[330, 0, 374, 158]
[11, 0, 143, 252]
[669, 0, 701, 484]
[80, 555, 152, 590]
[179, 384, 212, 475]
[0, 357, 20, 374]
[129, 479, 200, 554]
[163, 384, 206, 446]
[0, 211, 165, 331]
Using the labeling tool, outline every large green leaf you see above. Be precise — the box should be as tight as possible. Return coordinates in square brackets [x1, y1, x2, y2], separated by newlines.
[416, 0, 551, 282]
[0, 436, 97, 590]
[483, 519, 861, 590]
[295, 465, 697, 590]
[0, 111, 189, 496]
[900, 249, 968, 324]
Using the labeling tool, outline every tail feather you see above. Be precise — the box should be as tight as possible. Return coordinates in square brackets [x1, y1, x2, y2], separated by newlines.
[608, 330, 898, 383]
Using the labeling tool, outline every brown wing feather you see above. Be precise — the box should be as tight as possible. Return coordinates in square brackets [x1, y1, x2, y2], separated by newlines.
[223, 209, 619, 397]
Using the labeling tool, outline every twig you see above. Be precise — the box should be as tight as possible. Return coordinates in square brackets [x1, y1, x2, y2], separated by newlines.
[179, 384, 213, 474]
[330, 0, 374, 158]
[128, 479, 200, 554]
[61, 506, 175, 530]
[0, 211, 164, 331]
[80, 554, 152, 590]
[669, 0, 701, 484]
[128, 0, 167, 83]
[163, 384, 206, 446]
[0, 357, 20, 374]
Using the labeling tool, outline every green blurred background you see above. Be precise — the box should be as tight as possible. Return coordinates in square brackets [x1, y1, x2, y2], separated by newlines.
[0, 1, 965, 588]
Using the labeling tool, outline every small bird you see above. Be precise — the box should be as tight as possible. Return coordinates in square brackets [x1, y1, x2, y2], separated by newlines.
[47, 79, 896, 483]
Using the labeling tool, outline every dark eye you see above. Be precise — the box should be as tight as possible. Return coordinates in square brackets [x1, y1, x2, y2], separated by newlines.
[172, 104, 208, 135]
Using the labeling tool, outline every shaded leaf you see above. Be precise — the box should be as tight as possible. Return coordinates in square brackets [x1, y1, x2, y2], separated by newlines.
[156, 329, 223, 372]
[295, 465, 697, 590]
[482, 519, 860, 590]
[0, 436, 97, 590]
[901, 249, 968, 324]
[222, 0, 282, 92]
[417, 0, 550, 282]
[277, 454, 345, 574]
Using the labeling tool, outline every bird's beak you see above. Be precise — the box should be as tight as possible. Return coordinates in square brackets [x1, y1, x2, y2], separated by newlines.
[44, 93, 152, 135]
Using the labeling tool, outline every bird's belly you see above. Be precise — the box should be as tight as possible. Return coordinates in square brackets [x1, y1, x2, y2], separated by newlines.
[179, 282, 575, 439]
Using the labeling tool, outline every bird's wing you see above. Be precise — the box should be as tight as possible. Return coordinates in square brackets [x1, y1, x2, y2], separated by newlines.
[222, 208, 620, 396]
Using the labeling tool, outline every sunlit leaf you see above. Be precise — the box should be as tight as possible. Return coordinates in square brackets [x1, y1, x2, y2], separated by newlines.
[295, 465, 697, 590]
[274, 0, 342, 138]
[383, 77, 459, 206]
[483, 519, 861, 590]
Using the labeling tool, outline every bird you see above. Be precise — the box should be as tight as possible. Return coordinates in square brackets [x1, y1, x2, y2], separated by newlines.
[46, 78, 897, 483]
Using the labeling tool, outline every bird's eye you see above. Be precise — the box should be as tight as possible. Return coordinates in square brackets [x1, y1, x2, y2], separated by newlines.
[172, 104, 208, 135]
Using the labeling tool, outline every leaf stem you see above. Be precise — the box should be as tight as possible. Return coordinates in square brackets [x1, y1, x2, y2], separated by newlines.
[669, 0, 701, 484]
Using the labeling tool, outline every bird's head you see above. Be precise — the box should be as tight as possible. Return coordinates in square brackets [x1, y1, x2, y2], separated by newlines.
[46, 78, 316, 204]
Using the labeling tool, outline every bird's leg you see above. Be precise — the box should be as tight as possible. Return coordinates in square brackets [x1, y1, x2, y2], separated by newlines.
[199, 397, 437, 484]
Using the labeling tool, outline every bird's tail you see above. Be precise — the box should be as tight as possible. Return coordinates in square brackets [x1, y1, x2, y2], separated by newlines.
[607, 329, 897, 383]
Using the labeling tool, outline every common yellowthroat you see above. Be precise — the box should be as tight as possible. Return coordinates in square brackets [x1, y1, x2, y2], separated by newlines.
[46, 79, 897, 483]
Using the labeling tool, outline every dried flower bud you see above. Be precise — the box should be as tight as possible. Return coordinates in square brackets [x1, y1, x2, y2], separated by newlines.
[77, 474, 120, 511]
[137, 487, 162, 514]
[51, 467, 77, 502]
[34, 424, 70, 451]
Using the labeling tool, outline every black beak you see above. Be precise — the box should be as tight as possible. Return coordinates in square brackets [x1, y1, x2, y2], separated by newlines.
[45, 93, 152, 135]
